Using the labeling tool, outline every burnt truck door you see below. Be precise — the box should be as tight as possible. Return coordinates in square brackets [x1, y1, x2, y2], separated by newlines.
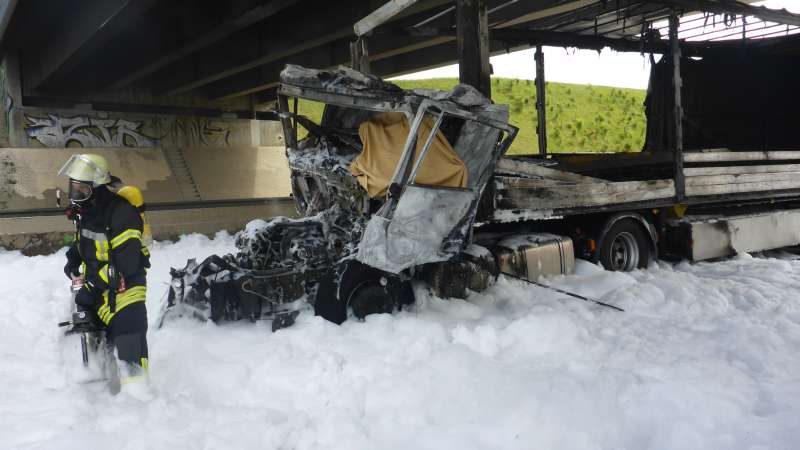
[357, 99, 517, 274]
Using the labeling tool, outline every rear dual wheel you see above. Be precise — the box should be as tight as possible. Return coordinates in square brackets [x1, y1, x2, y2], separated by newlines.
[598, 220, 651, 271]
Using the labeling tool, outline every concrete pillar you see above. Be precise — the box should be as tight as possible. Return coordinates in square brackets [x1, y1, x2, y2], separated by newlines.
[0, 50, 22, 147]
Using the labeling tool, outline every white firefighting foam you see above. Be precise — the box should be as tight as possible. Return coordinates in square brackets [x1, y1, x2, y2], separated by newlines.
[1, 232, 799, 449]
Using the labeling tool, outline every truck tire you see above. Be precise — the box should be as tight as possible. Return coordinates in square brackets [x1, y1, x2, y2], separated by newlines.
[348, 283, 395, 320]
[598, 219, 651, 271]
[348, 279, 414, 320]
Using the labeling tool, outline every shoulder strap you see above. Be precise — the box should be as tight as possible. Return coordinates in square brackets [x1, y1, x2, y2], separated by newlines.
[104, 195, 123, 314]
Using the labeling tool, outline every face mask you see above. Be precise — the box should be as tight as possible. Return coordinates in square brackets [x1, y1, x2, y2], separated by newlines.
[68, 179, 93, 203]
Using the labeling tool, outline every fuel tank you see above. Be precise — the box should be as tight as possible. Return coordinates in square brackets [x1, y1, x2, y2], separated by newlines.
[493, 233, 575, 281]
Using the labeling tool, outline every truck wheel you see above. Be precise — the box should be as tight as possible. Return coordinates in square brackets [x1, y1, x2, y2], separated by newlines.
[599, 220, 651, 271]
[348, 283, 395, 320]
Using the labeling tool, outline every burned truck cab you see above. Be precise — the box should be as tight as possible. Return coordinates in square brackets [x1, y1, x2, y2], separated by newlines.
[278, 65, 518, 305]
[167, 65, 518, 329]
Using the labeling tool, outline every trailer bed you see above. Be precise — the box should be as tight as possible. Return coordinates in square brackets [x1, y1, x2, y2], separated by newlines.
[491, 149, 800, 221]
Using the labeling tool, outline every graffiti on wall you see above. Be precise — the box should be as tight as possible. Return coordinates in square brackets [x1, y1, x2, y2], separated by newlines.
[24, 114, 159, 147]
[0, 155, 16, 209]
[159, 117, 232, 147]
[24, 113, 237, 148]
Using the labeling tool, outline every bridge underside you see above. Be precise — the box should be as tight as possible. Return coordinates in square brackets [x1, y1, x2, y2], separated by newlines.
[3, 0, 797, 114]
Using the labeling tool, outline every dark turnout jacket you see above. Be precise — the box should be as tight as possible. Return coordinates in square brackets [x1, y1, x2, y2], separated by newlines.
[66, 187, 150, 325]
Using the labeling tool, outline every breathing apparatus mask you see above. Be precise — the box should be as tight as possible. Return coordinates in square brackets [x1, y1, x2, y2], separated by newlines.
[67, 178, 94, 203]
[57, 154, 112, 206]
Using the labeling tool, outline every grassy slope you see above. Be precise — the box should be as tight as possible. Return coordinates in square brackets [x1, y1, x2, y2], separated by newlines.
[297, 78, 647, 155]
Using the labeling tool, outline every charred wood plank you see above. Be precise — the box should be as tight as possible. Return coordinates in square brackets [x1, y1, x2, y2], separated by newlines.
[686, 172, 800, 186]
[495, 158, 604, 183]
[684, 164, 800, 176]
[684, 151, 800, 162]
[686, 179, 800, 196]
[495, 179, 676, 210]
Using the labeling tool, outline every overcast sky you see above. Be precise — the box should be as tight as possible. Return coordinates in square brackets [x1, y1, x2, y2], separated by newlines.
[392, 0, 799, 89]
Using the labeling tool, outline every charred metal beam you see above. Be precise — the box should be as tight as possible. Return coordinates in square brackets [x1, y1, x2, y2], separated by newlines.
[669, 12, 685, 202]
[350, 37, 371, 73]
[456, 0, 491, 97]
[534, 45, 547, 155]
[108, 0, 302, 89]
[24, 0, 157, 90]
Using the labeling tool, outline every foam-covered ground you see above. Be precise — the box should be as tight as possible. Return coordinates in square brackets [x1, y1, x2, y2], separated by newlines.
[1, 232, 799, 450]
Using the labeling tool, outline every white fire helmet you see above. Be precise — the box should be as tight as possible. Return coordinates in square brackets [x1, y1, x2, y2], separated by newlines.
[58, 154, 112, 203]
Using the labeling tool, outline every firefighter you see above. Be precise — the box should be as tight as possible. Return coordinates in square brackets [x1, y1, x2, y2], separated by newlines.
[60, 154, 150, 387]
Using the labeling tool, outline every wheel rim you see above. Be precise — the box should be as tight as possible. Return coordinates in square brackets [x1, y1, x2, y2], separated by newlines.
[609, 231, 639, 271]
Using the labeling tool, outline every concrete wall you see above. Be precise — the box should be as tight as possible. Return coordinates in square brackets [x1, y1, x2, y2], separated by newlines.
[0, 53, 296, 254]
[0, 200, 298, 256]
[0, 146, 292, 209]
[0, 145, 296, 254]
[183, 146, 293, 201]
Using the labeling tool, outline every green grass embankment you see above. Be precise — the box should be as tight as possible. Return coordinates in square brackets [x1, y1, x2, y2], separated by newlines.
[297, 77, 647, 155]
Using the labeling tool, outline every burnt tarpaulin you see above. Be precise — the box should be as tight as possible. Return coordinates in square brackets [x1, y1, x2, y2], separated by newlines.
[351, 112, 468, 198]
[644, 51, 800, 151]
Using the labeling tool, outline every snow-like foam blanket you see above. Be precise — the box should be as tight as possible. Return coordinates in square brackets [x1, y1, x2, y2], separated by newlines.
[1, 232, 799, 449]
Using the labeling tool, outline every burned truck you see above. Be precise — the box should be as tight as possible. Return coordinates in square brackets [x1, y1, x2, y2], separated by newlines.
[168, 49, 800, 329]
[167, 64, 535, 329]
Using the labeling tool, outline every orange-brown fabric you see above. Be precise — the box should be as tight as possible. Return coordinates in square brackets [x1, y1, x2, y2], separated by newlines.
[351, 112, 467, 198]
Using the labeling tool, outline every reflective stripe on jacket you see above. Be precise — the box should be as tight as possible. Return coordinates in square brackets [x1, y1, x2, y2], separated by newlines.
[72, 190, 150, 323]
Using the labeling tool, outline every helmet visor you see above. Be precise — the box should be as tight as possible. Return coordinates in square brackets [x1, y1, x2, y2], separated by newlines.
[68, 179, 93, 203]
[58, 154, 109, 185]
